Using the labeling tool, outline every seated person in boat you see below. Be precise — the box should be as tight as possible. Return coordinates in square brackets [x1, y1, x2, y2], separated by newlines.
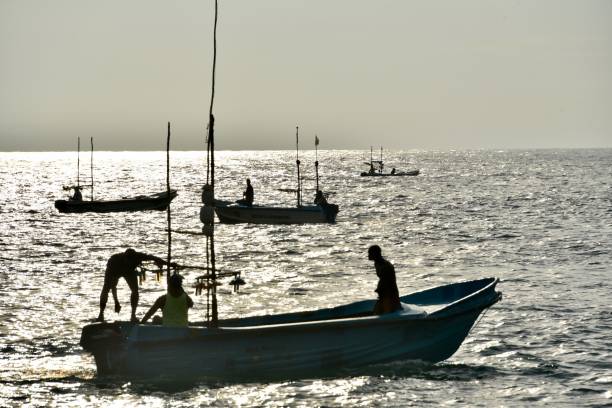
[314, 190, 328, 206]
[70, 186, 83, 201]
[368, 163, 375, 175]
[368, 245, 402, 314]
[96, 248, 176, 323]
[391, 168, 396, 175]
[236, 178, 254, 206]
[141, 274, 194, 327]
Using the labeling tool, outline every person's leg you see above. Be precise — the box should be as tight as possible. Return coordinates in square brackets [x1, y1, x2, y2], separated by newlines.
[125, 274, 139, 322]
[97, 274, 118, 321]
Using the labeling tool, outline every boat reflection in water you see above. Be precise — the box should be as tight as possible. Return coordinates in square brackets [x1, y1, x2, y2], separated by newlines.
[80, 277, 501, 380]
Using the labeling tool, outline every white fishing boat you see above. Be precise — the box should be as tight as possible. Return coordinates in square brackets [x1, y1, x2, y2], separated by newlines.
[361, 146, 420, 177]
[213, 127, 339, 224]
[80, 277, 501, 379]
[213, 202, 339, 224]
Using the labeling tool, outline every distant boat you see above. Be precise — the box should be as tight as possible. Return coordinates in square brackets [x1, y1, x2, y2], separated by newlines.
[361, 146, 419, 177]
[213, 127, 339, 224]
[55, 190, 177, 213]
[214, 202, 338, 224]
[56, 137, 177, 214]
[80, 277, 501, 379]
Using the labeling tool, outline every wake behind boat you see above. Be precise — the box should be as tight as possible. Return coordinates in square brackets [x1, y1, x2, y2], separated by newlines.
[80, 277, 501, 379]
[55, 189, 177, 213]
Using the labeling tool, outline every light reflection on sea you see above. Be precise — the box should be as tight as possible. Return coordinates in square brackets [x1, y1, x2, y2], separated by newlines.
[0, 149, 611, 406]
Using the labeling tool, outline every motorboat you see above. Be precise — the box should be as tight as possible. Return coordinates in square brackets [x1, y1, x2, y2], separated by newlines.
[55, 190, 177, 213]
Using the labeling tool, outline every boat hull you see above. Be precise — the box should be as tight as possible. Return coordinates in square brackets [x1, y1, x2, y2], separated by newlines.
[81, 278, 501, 379]
[55, 190, 177, 213]
[214, 204, 339, 224]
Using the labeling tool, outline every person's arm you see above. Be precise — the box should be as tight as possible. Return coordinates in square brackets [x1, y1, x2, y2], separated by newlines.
[186, 294, 194, 309]
[136, 252, 176, 268]
[141, 296, 166, 323]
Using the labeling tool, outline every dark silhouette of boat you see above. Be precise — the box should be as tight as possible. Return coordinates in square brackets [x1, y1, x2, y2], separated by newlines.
[55, 190, 177, 213]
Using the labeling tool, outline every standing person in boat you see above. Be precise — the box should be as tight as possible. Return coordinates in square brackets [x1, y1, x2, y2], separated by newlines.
[368, 245, 402, 314]
[70, 186, 82, 201]
[141, 274, 194, 327]
[237, 178, 254, 206]
[96, 248, 175, 323]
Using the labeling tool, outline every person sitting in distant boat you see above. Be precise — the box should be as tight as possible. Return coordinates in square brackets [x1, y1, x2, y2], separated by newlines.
[368, 245, 402, 315]
[314, 190, 328, 206]
[70, 186, 83, 201]
[236, 178, 254, 206]
[141, 274, 194, 327]
[368, 163, 375, 175]
[96, 248, 176, 323]
[391, 168, 396, 175]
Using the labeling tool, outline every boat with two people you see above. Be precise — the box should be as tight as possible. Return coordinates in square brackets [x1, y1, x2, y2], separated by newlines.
[361, 146, 420, 177]
[213, 128, 339, 224]
[55, 137, 177, 213]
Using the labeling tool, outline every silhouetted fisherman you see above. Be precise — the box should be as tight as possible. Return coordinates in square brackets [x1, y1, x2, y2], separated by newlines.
[314, 190, 328, 206]
[237, 178, 254, 206]
[96, 248, 175, 322]
[70, 186, 82, 201]
[368, 245, 402, 314]
[141, 274, 194, 327]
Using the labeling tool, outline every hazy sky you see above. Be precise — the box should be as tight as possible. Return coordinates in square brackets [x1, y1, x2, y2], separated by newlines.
[1, 0, 611, 151]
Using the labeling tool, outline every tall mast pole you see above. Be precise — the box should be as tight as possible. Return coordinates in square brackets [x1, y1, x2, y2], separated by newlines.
[166, 122, 172, 281]
[296, 126, 301, 207]
[314, 135, 319, 192]
[90, 137, 94, 200]
[206, 0, 219, 327]
[77, 137, 80, 187]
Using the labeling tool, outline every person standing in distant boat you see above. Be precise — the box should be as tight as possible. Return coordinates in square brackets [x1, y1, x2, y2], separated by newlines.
[141, 274, 194, 327]
[96, 248, 175, 323]
[368, 245, 402, 314]
[237, 178, 254, 206]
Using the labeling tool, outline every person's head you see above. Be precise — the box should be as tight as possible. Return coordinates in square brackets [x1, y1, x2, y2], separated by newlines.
[125, 248, 136, 258]
[168, 273, 184, 296]
[368, 245, 382, 261]
[316, 190, 322, 197]
[246, 178, 251, 185]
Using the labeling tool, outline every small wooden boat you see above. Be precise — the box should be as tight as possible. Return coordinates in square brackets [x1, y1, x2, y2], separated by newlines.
[80, 277, 501, 379]
[213, 202, 339, 224]
[55, 190, 177, 214]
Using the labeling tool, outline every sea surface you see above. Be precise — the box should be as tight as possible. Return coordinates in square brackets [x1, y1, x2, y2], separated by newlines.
[0, 149, 610, 407]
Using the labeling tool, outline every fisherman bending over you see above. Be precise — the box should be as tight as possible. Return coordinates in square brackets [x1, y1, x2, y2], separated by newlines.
[141, 274, 194, 327]
[237, 178, 254, 206]
[96, 248, 175, 323]
[368, 245, 402, 314]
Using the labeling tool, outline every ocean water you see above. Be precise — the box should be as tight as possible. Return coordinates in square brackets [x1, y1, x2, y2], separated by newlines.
[0, 149, 610, 407]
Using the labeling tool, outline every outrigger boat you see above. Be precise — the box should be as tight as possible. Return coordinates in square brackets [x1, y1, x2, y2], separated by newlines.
[81, 277, 501, 379]
[361, 146, 420, 177]
[213, 127, 339, 224]
[56, 137, 177, 213]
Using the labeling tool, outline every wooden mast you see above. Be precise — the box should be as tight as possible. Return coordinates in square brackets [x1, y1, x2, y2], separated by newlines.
[77, 137, 80, 187]
[296, 126, 301, 207]
[166, 122, 172, 281]
[90, 137, 94, 200]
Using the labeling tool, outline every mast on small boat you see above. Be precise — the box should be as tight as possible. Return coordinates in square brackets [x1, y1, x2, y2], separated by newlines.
[166, 123, 172, 281]
[295, 126, 302, 207]
[77, 137, 80, 188]
[90, 137, 94, 201]
[314, 134, 319, 192]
